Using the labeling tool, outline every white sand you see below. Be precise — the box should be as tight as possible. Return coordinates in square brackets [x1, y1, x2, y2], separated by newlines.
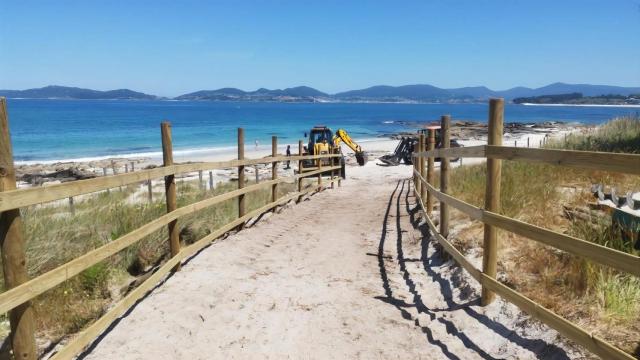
[77, 157, 584, 359]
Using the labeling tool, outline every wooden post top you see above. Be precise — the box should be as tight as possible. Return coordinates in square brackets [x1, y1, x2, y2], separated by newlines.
[160, 122, 174, 166]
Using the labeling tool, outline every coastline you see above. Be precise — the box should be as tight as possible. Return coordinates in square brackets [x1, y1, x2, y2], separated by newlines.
[14, 121, 584, 191]
[521, 102, 640, 108]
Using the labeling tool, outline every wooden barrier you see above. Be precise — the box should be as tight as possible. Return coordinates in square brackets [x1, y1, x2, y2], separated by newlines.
[439, 115, 450, 240]
[297, 140, 303, 202]
[426, 129, 435, 215]
[411, 98, 640, 360]
[419, 133, 426, 204]
[0, 98, 36, 360]
[482, 99, 503, 305]
[161, 122, 181, 271]
[272, 136, 278, 203]
[238, 128, 246, 229]
[0, 100, 342, 359]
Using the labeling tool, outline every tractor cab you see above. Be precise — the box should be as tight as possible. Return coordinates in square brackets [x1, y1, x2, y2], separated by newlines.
[306, 126, 334, 156]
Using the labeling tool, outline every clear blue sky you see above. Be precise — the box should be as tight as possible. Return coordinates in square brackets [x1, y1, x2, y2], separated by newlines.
[1, 0, 639, 97]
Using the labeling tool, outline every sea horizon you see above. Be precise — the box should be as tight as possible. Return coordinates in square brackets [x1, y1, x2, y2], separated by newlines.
[8, 98, 638, 163]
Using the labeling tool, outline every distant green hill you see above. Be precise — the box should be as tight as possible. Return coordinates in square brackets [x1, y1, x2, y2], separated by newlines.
[513, 92, 640, 105]
[175, 86, 328, 100]
[0, 85, 160, 100]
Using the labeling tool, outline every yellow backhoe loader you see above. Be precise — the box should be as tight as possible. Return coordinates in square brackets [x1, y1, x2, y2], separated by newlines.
[299, 126, 368, 178]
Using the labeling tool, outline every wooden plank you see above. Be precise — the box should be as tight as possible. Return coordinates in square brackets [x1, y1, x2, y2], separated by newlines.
[426, 129, 435, 215]
[482, 98, 503, 306]
[415, 145, 486, 159]
[0, 166, 174, 212]
[297, 140, 303, 202]
[479, 274, 634, 360]
[238, 128, 246, 229]
[440, 115, 451, 240]
[50, 175, 339, 360]
[485, 146, 640, 175]
[482, 211, 640, 278]
[161, 122, 180, 271]
[0, 154, 341, 212]
[272, 136, 278, 203]
[415, 171, 483, 220]
[419, 133, 426, 210]
[0, 97, 37, 359]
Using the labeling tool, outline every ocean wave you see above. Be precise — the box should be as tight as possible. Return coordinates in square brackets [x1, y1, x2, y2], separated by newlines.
[14, 145, 239, 165]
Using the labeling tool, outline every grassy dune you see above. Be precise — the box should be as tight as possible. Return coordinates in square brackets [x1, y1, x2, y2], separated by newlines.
[448, 116, 640, 354]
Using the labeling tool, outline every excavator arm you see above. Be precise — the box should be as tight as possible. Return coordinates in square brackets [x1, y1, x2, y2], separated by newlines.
[333, 129, 368, 166]
[333, 129, 362, 152]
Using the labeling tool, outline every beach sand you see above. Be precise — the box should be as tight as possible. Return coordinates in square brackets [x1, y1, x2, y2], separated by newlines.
[77, 146, 584, 360]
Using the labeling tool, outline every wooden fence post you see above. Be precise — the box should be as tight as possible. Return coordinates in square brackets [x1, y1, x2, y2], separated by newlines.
[426, 129, 435, 215]
[527, 137, 530, 148]
[411, 142, 420, 197]
[198, 170, 203, 190]
[125, 164, 129, 173]
[272, 136, 278, 203]
[0, 98, 37, 360]
[130, 161, 135, 172]
[147, 180, 153, 202]
[254, 165, 259, 184]
[419, 133, 426, 205]
[209, 171, 214, 190]
[297, 140, 303, 202]
[238, 128, 245, 228]
[415, 134, 422, 198]
[440, 115, 451, 240]
[482, 98, 504, 306]
[161, 122, 180, 271]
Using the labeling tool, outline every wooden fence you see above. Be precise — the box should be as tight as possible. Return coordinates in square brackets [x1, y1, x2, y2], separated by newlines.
[0, 98, 341, 359]
[412, 98, 640, 360]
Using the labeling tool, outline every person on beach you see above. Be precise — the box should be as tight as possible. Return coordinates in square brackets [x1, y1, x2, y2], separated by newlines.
[285, 145, 291, 169]
[255, 139, 259, 149]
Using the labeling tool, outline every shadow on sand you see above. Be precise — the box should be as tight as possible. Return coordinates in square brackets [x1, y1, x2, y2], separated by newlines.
[374, 178, 571, 360]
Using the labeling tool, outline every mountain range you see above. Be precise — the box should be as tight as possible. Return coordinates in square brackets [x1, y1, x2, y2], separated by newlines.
[1, 83, 639, 103]
[0, 85, 160, 100]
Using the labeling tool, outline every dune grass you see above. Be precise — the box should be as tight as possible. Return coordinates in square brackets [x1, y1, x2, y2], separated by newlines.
[0, 173, 304, 348]
[447, 115, 640, 353]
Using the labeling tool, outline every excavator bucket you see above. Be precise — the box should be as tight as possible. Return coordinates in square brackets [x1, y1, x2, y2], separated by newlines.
[355, 151, 368, 166]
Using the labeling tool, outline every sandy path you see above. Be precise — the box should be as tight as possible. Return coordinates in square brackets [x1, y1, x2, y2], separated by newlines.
[80, 163, 581, 359]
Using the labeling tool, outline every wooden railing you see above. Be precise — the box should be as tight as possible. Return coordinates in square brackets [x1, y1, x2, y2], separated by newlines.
[0, 98, 342, 359]
[412, 98, 640, 360]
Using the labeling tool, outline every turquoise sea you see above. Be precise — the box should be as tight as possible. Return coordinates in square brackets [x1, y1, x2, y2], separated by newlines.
[5, 99, 638, 163]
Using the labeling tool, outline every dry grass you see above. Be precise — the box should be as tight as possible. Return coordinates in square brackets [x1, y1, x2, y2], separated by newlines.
[447, 116, 640, 354]
[0, 172, 307, 351]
